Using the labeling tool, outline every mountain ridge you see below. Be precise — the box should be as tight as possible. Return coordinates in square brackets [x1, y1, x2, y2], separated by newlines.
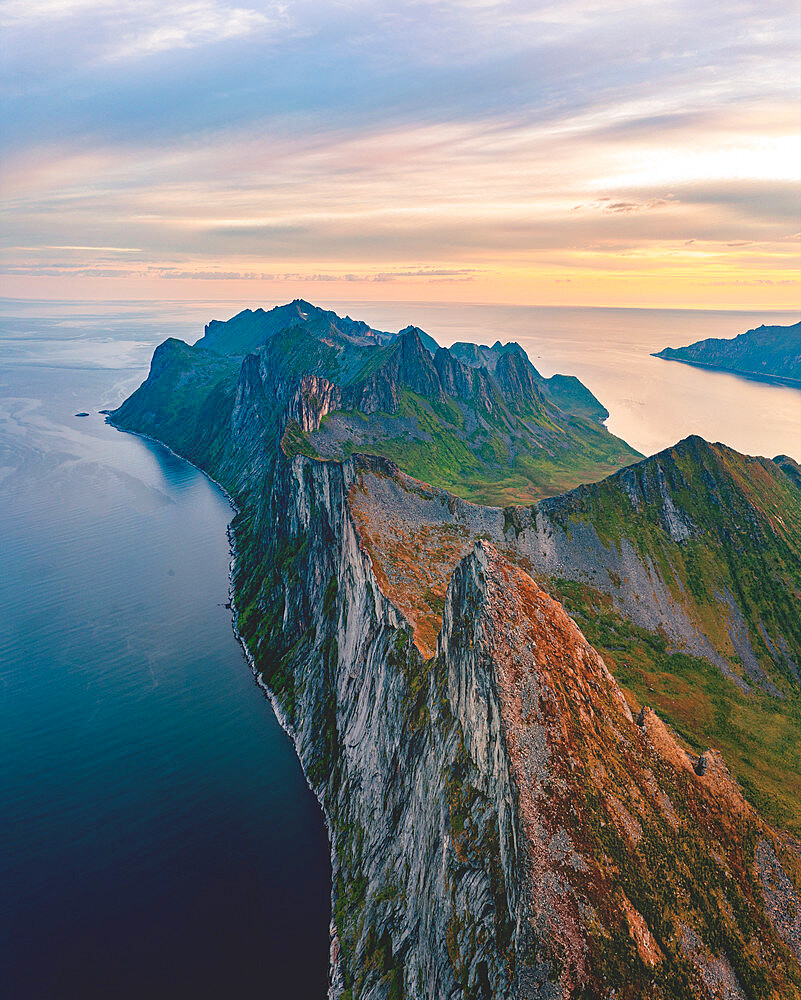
[197, 298, 396, 356]
[108, 301, 801, 998]
[118, 303, 641, 505]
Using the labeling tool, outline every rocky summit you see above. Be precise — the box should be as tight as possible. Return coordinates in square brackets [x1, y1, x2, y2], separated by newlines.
[111, 302, 801, 998]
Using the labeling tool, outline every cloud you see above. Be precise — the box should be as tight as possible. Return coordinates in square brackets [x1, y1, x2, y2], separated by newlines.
[0, 0, 285, 63]
[105, 2, 282, 62]
[0, 260, 482, 284]
[603, 199, 673, 213]
[574, 196, 677, 213]
[1, 0, 799, 306]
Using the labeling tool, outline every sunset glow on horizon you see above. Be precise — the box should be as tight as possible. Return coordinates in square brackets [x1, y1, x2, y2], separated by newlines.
[2, 0, 799, 310]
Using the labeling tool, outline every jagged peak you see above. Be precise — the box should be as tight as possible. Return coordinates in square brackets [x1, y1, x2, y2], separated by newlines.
[450, 339, 527, 366]
[492, 344, 544, 410]
[398, 324, 424, 338]
[397, 324, 440, 356]
[396, 325, 428, 352]
[493, 339, 526, 356]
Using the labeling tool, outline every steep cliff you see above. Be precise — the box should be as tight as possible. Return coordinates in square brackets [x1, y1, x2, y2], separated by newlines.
[234, 455, 801, 997]
[110, 306, 801, 997]
[345, 441, 801, 834]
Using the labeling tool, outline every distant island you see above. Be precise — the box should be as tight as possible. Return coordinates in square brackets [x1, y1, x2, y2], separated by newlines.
[653, 320, 801, 386]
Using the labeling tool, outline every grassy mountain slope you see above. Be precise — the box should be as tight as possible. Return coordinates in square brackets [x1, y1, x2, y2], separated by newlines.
[301, 328, 640, 503]
[541, 437, 801, 828]
[539, 435, 801, 693]
[111, 339, 240, 472]
[120, 303, 641, 504]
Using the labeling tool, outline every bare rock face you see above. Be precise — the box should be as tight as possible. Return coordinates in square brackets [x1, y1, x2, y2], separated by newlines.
[288, 375, 343, 433]
[239, 454, 801, 998]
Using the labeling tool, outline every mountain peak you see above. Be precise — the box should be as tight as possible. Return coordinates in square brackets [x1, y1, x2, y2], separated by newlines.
[397, 325, 426, 348]
[398, 324, 440, 356]
[493, 343, 544, 411]
[195, 300, 394, 356]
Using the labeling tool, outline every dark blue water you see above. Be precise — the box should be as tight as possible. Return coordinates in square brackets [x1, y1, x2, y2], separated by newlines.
[0, 318, 330, 998]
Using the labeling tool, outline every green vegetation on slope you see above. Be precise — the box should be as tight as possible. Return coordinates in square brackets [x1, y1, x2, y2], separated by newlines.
[111, 338, 240, 475]
[531, 438, 801, 833]
[549, 576, 801, 836]
[315, 387, 639, 504]
[542, 437, 801, 695]
[116, 302, 642, 505]
[197, 298, 393, 357]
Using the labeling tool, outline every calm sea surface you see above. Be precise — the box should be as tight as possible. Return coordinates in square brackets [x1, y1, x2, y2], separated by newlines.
[0, 298, 798, 997]
[0, 310, 330, 998]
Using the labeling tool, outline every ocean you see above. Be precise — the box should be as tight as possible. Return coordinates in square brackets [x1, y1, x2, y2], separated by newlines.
[0, 298, 798, 997]
[0, 306, 330, 998]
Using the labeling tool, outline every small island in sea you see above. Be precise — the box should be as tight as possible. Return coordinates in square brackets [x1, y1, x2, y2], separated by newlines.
[653, 320, 801, 386]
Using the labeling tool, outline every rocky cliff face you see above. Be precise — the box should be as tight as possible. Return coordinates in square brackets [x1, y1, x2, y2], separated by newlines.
[234, 451, 801, 998]
[345, 439, 801, 697]
[235, 454, 533, 999]
[110, 311, 801, 998]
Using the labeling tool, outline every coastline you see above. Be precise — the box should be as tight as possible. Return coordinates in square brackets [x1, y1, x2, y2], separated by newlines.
[652, 353, 801, 389]
[106, 414, 339, 999]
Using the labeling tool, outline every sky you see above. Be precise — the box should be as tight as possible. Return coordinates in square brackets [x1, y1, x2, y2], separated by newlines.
[1, 0, 800, 309]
